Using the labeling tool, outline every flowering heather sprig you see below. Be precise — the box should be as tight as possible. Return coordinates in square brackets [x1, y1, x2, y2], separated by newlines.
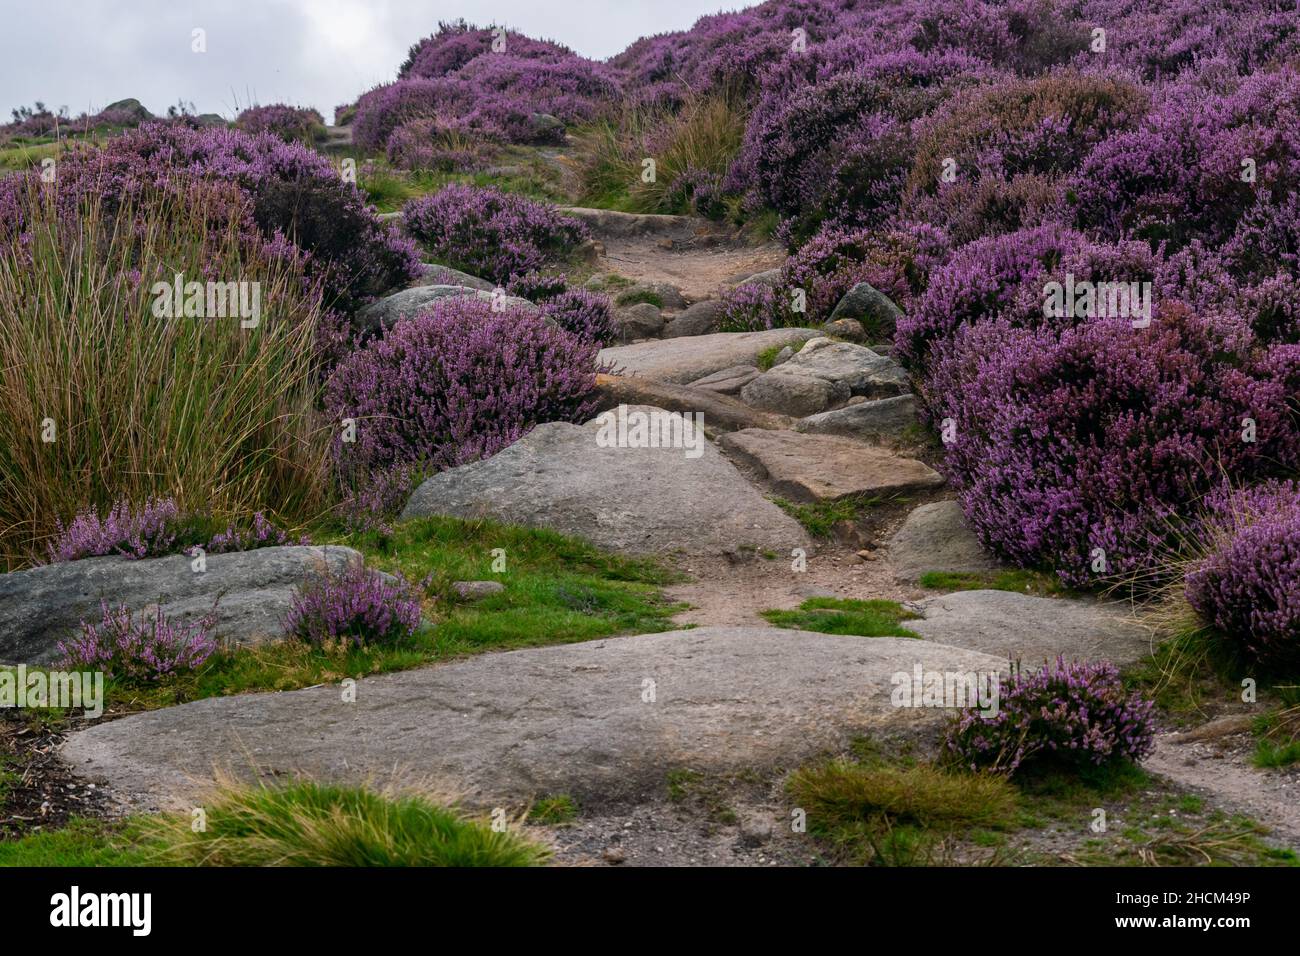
[324, 297, 598, 477]
[285, 562, 422, 648]
[539, 288, 616, 345]
[205, 512, 308, 554]
[58, 601, 218, 682]
[945, 658, 1157, 775]
[1186, 482, 1300, 670]
[403, 185, 588, 285]
[336, 465, 421, 537]
[48, 497, 184, 562]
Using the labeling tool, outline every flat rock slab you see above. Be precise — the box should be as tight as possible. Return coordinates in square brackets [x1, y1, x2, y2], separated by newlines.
[795, 394, 920, 443]
[356, 285, 535, 335]
[719, 429, 944, 503]
[401, 411, 810, 557]
[0, 546, 360, 665]
[889, 500, 1003, 581]
[599, 329, 819, 385]
[909, 590, 1154, 666]
[62, 627, 1009, 811]
[593, 375, 789, 433]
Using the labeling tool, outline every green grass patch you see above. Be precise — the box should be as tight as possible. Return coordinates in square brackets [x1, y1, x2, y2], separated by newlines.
[1, 783, 548, 867]
[918, 569, 1068, 597]
[529, 794, 578, 826]
[773, 495, 894, 537]
[756, 344, 785, 371]
[614, 289, 663, 308]
[761, 597, 920, 638]
[789, 760, 1019, 865]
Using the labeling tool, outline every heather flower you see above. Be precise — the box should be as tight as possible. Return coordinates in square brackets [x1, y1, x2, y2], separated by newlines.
[48, 497, 186, 562]
[946, 658, 1157, 775]
[58, 601, 218, 683]
[235, 104, 324, 144]
[285, 562, 422, 647]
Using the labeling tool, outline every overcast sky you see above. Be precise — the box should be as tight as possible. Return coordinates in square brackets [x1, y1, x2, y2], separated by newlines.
[1, 0, 737, 123]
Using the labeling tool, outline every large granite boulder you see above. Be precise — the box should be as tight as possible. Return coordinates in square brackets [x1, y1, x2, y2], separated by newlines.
[599, 329, 819, 385]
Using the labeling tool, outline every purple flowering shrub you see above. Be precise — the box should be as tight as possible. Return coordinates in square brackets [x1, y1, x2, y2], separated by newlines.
[58, 602, 218, 682]
[235, 104, 324, 144]
[1186, 482, 1300, 670]
[386, 117, 497, 172]
[285, 563, 422, 647]
[929, 307, 1299, 586]
[0, 123, 420, 313]
[403, 185, 588, 285]
[946, 658, 1157, 775]
[324, 297, 598, 477]
[48, 497, 303, 563]
[503, 273, 615, 345]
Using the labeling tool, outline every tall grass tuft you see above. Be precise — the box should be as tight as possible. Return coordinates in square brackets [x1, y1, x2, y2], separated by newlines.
[142, 778, 550, 867]
[0, 177, 332, 567]
[572, 89, 746, 215]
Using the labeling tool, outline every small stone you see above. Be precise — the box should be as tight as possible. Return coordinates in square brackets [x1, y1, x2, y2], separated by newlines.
[602, 848, 627, 864]
[452, 581, 505, 601]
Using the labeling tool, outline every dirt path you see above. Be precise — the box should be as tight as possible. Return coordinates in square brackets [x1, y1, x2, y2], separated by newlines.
[599, 236, 785, 303]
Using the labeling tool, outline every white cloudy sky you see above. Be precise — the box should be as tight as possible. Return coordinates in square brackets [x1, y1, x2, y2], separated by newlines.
[1, 0, 736, 123]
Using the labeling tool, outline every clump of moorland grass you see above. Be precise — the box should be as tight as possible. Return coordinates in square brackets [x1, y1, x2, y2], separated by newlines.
[142, 778, 549, 867]
[0, 183, 332, 566]
[572, 89, 746, 216]
[58, 602, 218, 683]
[285, 563, 423, 648]
[788, 760, 1018, 865]
[945, 658, 1157, 775]
[761, 598, 921, 638]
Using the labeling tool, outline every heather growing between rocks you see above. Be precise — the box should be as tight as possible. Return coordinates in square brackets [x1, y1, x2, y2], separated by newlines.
[946, 658, 1157, 775]
[59, 602, 218, 684]
[285, 563, 423, 648]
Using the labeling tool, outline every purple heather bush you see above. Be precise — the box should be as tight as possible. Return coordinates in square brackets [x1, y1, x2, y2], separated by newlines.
[403, 184, 588, 285]
[946, 658, 1157, 775]
[58, 602, 218, 683]
[324, 297, 598, 478]
[385, 116, 497, 172]
[1186, 482, 1300, 670]
[929, 306, 1300, 586]
[235, 104, 324, 143]
[0, 123, 420, 313]
[285, 563, 422, 648]
[503, 273, 615, 345]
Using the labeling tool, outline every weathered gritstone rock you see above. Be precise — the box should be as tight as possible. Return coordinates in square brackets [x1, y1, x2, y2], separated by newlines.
[720, 429, 944, 503]
[888, 500, 1002, 581]
[560, 206, 702, 239]
[593, 375, 790, 433]
[739, 338, 910, 415]
[613, 302, 665, 342]
[663, 300, 725, 338]
[0, 546, 361, 665]
[795, 394, 921, 443]
[908, 590, 1154, 666]
[688, 364, 763, 396]
[401, 410, 810, 557]
[410, 263, 495, 291]
[62, 628, 1009, 811]
[615, 282, 689, 312]
[828, 282, 904, 339]
[355, 285, 535, 334]
[599, 329, 820, 385]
